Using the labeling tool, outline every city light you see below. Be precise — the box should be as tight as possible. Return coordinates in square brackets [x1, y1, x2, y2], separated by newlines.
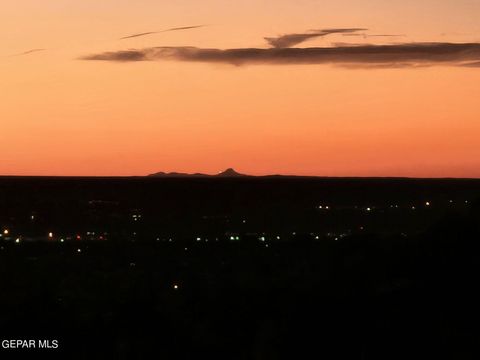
[48, 232, 53, 238]
[3, 229, 9, 235]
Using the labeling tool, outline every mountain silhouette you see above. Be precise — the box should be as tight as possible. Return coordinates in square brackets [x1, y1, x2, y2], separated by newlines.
[148, 168, 248, 178]
[215, 168, 247, 177]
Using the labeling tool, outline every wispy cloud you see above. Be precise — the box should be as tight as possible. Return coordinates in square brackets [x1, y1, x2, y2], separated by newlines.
[167, 25, 206, 32]
[265, 28, 366, 48]
[368, 34, 406, 37]
[13, 48, 46, 56]
[461, 61, 480, 67]
[120, 25, 205, 40]
[342, 33, 406, 39]
[82, 42, 480, 68]
[120, 32, 158, 40]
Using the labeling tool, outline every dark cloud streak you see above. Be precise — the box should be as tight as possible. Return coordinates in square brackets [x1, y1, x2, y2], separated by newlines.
[120, 32, 158, 40]
[120, 25, 205, 40]
[13, 48, 46, 56]
[265, 28, 366, 48]
[82, 42, 480, 68]
[166, 25, 205, 32]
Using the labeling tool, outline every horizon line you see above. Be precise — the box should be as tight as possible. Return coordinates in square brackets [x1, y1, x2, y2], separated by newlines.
[1, 174, 479, 181]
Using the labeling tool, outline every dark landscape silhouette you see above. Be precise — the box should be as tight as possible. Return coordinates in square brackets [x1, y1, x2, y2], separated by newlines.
[149, 167, 249, 178]
[1, 175, 480, 359]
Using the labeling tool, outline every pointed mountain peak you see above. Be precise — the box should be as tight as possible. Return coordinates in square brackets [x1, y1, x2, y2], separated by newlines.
[216, 168, 246, 177]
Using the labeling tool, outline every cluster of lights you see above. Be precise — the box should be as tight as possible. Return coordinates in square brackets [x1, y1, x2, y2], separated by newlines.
[1, 197, 472, 246]
[313, 199, 474, 212]
[132, 214, 142, 221]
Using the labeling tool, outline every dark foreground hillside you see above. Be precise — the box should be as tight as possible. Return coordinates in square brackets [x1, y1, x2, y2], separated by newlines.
[1, 177, 480, 359]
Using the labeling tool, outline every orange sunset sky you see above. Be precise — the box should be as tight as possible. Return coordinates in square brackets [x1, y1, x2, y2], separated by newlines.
[1, 0, 480, 177]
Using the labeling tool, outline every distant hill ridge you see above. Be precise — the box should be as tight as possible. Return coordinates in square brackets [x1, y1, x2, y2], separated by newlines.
[148, 168, 250, 178]
[148, 169, 477, 180]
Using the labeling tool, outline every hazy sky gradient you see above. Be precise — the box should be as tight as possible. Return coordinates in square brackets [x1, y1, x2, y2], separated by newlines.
[2, 0, 480, 177]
